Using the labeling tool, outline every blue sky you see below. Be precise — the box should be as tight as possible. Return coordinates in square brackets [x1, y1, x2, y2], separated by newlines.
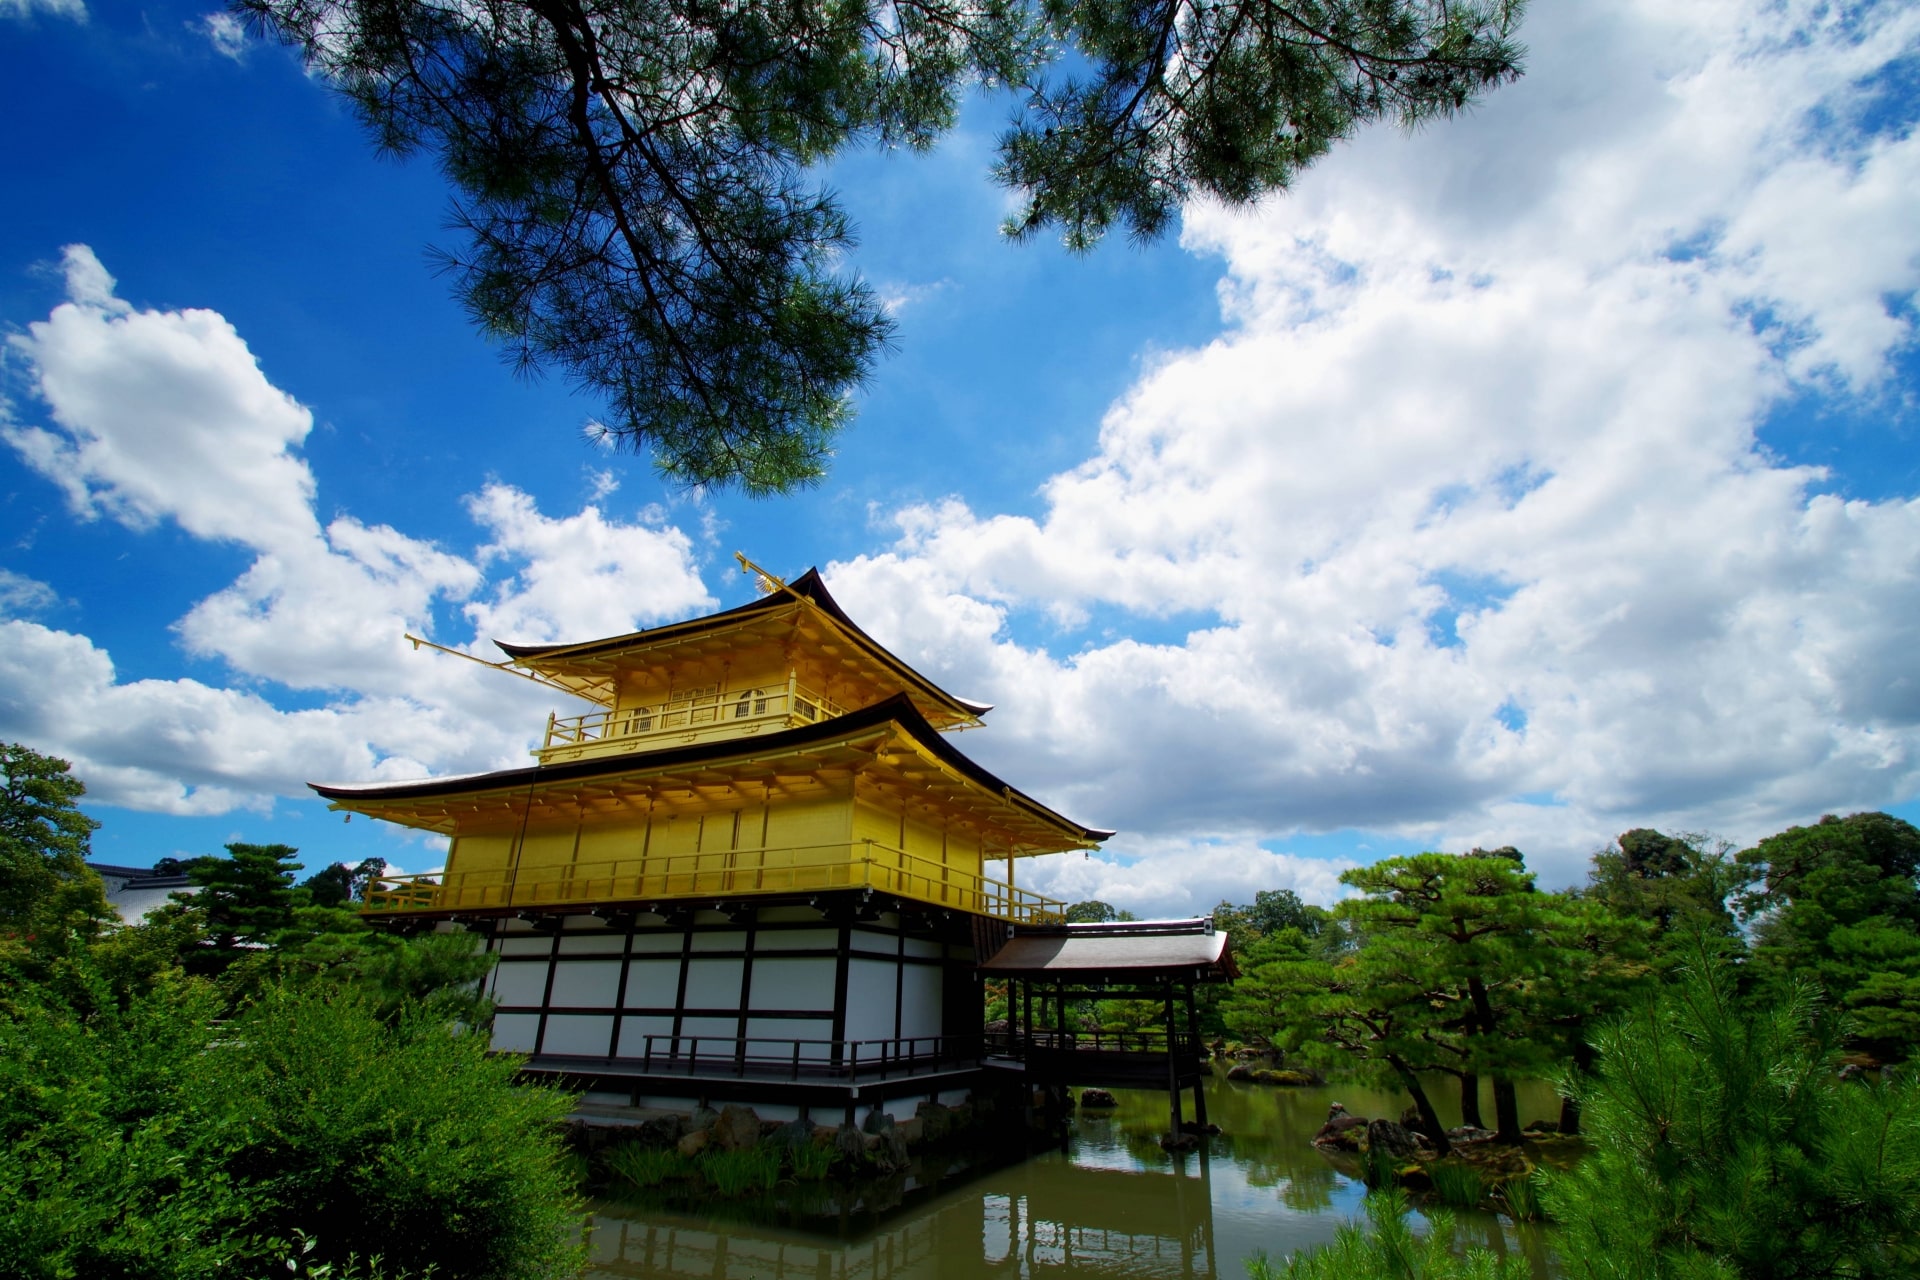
[2, 0, 1917, 909]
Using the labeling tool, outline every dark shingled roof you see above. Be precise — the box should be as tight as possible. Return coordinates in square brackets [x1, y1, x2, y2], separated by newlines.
[981, 919, 1238, 981]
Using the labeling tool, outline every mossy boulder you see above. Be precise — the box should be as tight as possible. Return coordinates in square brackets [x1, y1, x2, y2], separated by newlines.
[1248, 1069, 1315, 1086]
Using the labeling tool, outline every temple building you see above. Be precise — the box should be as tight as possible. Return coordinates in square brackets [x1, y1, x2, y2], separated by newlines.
[314, 561, 1231, 1131]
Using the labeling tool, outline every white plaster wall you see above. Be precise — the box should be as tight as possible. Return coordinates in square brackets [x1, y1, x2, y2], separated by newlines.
[744, 1016, 834, 1059]
[493, 1013, 539, 1052]
[542, 1014, 613, 1056]
[844, 957, 897, 1042]
[674, 1016, 737, 1044]
[556, 933, 625, 955]
[764, 927, 837, 950]
[550, 959, 622, 1008]
[615, 1015, 676, 1057]
[622, 958, 682, 1006]
[491, 961, 549, 1006]
[748, 957, 836, 1012]
[682, 958, 744, 1008]
[898, 964, 943, 1041]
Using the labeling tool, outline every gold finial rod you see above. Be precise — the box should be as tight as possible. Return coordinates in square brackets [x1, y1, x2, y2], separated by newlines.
[403, 633, 577, 696]
[734, 551, 790, 597]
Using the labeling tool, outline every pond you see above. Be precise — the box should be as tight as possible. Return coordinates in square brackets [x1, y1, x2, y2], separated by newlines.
[582, 1072, 1565, 1279]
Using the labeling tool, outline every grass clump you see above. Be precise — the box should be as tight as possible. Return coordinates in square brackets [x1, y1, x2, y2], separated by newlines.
[1358, 1140, 1400, 1190]
[698, 1147, 781, 1196]
[603, 1144, 692, 1189]
[787, 1142, 833, 1181]
[1248, 1188, 1528, 1280]
[1494, 1174, 1543, 1222]
[1428, 1161, 1484, 1209]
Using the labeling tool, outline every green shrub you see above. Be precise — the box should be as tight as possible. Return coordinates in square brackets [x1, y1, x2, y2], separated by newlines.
[788, 1142, 833, 1181]
[1247, 1188, 1528, 1280]
[604, 1144, 692, 1188]
[1428, 1162, 1484, 1209]
[699, 1146, 782, 1196]
[0, 980, 581, 1280]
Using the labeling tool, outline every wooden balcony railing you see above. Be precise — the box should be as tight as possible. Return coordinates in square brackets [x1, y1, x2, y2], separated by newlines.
[361, 840, 1064, 923]
[536, 675, 845, 762]
[985, 1028, 1203, 1059]
[528, 1032, 985, 1082]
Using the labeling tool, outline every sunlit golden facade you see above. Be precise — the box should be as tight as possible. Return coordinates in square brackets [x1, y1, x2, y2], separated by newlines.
[316, 567, 1107, 924]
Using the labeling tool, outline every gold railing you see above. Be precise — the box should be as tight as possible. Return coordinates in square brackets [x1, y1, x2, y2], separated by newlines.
[537, 676, 845, 762]
[361, 840, 1064, 924]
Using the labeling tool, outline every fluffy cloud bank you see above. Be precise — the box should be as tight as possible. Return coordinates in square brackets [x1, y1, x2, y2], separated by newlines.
[1, 246, 712, 814]
[825, 0, 1920, 896]
[4, 0, 1917, 916]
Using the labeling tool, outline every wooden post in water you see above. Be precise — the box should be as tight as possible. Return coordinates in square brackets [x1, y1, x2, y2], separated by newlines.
[1164, 983, 1182, 1138]
[1185, 983, 1209, 1130]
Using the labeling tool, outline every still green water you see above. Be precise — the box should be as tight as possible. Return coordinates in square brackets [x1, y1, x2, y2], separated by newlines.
[583, 1073, 1562, 1279]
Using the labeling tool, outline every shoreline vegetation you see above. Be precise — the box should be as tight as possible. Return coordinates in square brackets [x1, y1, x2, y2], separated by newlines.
[4, 742, 1920, 1276]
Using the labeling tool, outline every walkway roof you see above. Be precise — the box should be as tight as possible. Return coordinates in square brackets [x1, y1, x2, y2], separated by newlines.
[981, 919, 1238, 982]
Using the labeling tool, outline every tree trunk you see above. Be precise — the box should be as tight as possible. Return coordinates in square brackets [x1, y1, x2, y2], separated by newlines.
[1466, 975, 1523, 1141]
[1558, 1036, 1596, 1136]
[1492, 1076, 1523, 1144]
[1460, 1071, 1484, 1129]
[1388, 1055, 1451, 1156]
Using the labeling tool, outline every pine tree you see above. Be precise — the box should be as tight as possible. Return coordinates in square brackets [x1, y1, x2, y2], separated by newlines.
[1257, 924, 1461, 1153]
[237, 0, 1526, 493]
[182, 843, 304, 972]
[1339, 849, 1553, 1143]
[1543, 942, 1920, 1280]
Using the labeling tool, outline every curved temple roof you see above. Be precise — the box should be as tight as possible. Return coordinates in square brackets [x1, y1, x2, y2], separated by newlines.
[311, 693, 1113, 852]
[492, 568, 993, 728]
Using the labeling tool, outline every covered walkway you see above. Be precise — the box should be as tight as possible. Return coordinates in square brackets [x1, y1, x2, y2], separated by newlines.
[979, 919, 1237, 1137]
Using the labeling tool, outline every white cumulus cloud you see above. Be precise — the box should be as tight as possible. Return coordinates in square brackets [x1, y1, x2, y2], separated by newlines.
[0, 248, 715, 813]
[823, 0, 1920, 890]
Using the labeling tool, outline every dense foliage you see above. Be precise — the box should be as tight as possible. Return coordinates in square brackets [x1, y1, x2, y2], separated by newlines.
[235, 0, 1526, 493]
[0, 982, 581, 1280]
[9, 737, 1919, 1279]
[1218, 848, 1653, 1147]
[0, 745, 578, 1280]
[1233, 815, 1920, 1278]
[1542, 946, 1920, 1280]
[1737, 812, 1920, 1059]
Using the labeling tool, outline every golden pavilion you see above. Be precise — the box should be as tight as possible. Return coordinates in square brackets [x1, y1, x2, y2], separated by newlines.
[312, 563, 1142, 1119]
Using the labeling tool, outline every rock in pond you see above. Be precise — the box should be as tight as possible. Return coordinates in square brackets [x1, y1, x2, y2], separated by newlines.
[712, 1105, 761, 1151]
[1366, 1119, 1421, 1160]
[1311, 1103, 1369, 1150]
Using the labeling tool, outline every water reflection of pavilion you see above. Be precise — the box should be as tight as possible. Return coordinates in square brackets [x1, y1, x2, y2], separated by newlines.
[584, 1162, 1218, 1280]
[980, 1164, 1217, 1280]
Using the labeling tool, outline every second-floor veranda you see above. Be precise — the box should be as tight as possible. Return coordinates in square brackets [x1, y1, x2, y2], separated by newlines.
[363, 838, 1066, 924]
